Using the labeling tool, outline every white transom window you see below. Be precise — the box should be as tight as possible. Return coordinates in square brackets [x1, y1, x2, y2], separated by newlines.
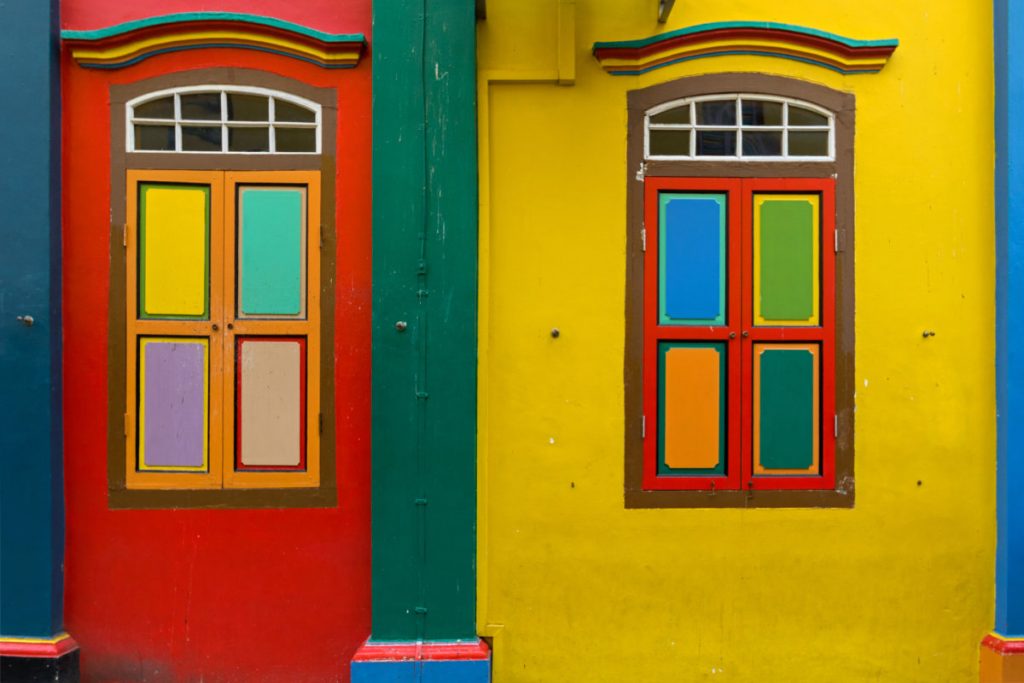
[645, 95, 834, 161]
[127, 86, 321, 154]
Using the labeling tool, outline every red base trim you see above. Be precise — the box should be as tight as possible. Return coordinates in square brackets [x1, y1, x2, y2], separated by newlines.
[983, 633, 1024, 655]
[352, 639, 489, 662]
[0, 634, 79, 659]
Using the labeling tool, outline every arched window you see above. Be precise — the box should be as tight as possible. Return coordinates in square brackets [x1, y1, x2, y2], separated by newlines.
[127, 86, 321, 153]
[107, 69, 339, 507]
[645, 95, 834, 160]
[625, 73, 855, 508]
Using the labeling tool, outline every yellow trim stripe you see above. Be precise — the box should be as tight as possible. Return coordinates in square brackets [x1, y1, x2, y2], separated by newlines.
[72, 29, 360, 63]
[598, 38, 885, 70]
[0, 633, 73, 645]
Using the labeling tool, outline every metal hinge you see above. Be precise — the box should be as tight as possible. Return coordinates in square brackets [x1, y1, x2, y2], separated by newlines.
[642, 415, 646, 439]
[641, 227, 647, 252]
[834, 229, 840, 253]
[122, 224, 128, 248]
[834, 414, 839, 438]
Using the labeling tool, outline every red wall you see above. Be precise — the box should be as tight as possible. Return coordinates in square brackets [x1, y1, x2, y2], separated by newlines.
[60, 0, 366, 32]
[60, 4, 372, 681]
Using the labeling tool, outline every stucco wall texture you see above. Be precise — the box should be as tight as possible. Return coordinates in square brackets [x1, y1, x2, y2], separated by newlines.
[477, 1, 996, 681]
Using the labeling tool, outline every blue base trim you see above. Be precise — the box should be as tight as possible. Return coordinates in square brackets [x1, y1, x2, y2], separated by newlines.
[351, 659, 490, 683]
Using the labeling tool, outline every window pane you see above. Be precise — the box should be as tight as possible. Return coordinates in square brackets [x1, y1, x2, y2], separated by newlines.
[138, 337, 209, 471]
[696, 130, 736, 156]
[134, 125, 175, 151]
[743, 131, 783, 156]
[227, 94, 269, 121]
[650, 106, 690, 125]
[649, 129, 691, 156]
[180, 93, 221, 121]
[754, 195, 819, 326]
[742, 100, 783, 126]
[274, 99, 316, 123]
[181, 126, 222, 152]
[659, 342, 726, 474]
[788, 131, 829, 156]
[696, 100, 736, 125]
[275, 127, 316, 152]
[753, 344, 820, 475]
[139, 184, 210, 319]
[229, 127, 270, 152]
[788, 105, 828, 127]
[236, 338, 306, 470]
[237, 187, 306, 318]
[134, 97, 174, 120]
[659, 193, 726, 326]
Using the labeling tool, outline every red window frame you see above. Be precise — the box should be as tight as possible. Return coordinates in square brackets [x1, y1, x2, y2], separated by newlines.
[642, 176, 835, 492]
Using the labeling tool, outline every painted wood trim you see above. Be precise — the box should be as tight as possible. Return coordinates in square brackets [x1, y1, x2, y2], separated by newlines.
[62, 12, 366, 70]
[125, 169, 224, 490]
[642, 177, 742, 492]
[741, 177, 836, 492]
[593, 21, 898, 76]
[223, 171, 321, 489]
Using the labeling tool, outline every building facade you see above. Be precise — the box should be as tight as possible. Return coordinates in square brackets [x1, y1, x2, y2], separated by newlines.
[1, 1, 1021, 681]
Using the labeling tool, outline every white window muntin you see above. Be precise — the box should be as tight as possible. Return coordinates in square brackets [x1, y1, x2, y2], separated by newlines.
[126, 85, 322, 154]
[644, 94, 834, 162]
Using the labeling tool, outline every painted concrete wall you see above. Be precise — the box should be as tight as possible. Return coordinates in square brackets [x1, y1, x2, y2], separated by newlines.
[60, 2, 372, 680]
[478, 1, 995, 681]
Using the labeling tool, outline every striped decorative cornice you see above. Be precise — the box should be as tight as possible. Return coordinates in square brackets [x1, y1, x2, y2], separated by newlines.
[61, 12, 366, 70]
[593, 21, 898, 76]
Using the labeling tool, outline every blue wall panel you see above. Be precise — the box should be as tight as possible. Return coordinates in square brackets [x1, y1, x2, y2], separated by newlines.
[994, 0, 1024, 637]
[0, 0, 64, 638]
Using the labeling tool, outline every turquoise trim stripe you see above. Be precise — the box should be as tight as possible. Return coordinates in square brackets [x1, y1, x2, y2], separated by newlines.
[60, 12, 366, 45]
[604, 51, 883, 76]
[75, 44, 360, 70]
[592, 20, 898, 52]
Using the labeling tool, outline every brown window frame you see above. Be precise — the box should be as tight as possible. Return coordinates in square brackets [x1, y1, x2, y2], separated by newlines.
[107, 68, 339, 509]
[625, 73, 855, 508]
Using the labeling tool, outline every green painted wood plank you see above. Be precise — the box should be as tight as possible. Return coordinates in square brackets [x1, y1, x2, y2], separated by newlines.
[759, 349, 815, 470]
[371, 0, 477, 642]
[759, 199, 814, 321]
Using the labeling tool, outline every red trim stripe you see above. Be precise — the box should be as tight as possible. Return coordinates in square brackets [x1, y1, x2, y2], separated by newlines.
[352, 639, 490, 662]
[983, 633, 1024, 655]
[0, 635, 78, 659]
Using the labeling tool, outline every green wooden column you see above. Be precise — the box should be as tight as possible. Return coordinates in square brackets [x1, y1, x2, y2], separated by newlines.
[370, 0, 478, 642]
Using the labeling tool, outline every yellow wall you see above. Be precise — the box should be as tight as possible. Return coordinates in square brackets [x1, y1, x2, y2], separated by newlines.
[477, 1, 995, 681]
